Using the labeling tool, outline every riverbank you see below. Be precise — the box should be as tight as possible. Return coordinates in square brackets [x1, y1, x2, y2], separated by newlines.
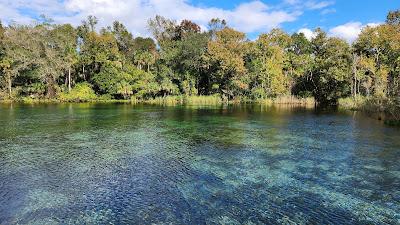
[0, 95, 316, 106]
[2, 95, 399, 126]
[338, 96, 400, 125]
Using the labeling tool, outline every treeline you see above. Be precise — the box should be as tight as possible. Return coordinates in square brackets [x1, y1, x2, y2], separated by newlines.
[0, 11, 399, 107]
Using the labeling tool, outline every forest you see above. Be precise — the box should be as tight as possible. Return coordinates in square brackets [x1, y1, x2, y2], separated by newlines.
[0, 10, 399, 111]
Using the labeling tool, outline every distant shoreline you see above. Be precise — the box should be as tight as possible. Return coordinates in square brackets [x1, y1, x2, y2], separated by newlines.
[3, 96, 398, 126]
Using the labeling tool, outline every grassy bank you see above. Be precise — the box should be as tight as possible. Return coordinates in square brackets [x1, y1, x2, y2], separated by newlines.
[257, 96, 315, 106]
[1, 94, 315, 106]
[131, 95, 223, 105]
[339, 96, 400, 125]
[132, 95, 315, 106]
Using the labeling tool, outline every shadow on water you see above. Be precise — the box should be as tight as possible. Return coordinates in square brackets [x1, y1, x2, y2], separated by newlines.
[0, 103, 399, 224]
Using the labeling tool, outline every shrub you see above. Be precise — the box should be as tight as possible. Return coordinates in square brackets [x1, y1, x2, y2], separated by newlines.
[338, 96, 368, 110]
[274, 95, 315, 105]
[26, 83, 46, 97]
[59, 82, 97, 102]
[251, 87, 266, 100]
[97, 94, 113, 101]
[185, 95, 222, 105]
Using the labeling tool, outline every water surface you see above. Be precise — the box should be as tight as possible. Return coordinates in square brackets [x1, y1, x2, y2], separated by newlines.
[0, 103, 399, 224]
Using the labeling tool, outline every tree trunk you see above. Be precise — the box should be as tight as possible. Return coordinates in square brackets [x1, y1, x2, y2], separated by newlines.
[46, 77, 55, 98]
[354, 78, 357, 97]
[352, 53, 358, 97]
[83, 65, 86, 81]
[8, 74, 12, 98]
[68, 68, 71, 92]
[351, 78, 354, 97]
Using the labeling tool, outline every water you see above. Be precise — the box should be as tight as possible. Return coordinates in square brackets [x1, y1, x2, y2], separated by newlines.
[0, 103, 399, 224]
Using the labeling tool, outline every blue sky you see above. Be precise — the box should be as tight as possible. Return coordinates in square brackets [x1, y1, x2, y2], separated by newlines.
[0, 0, 399, 42]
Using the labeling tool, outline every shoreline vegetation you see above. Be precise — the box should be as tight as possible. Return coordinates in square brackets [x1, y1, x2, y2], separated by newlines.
[1, 95, 398, 125]
[339, 96, 400, 125]
[0, 10, 399, 124]
[0, 95, 316, 105]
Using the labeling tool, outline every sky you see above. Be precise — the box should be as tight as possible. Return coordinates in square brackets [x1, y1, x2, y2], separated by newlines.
[0, 0, 399, 42]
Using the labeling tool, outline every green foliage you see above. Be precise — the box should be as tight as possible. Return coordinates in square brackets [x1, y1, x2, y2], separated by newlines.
[206, 27, 248, 99]
[292, 29, 352, 105]
[138, 95, 222, 105]
[131, 69, 159, 99]
[249, 31, 290, 97]
[386, 9, 400, 26]
[59, 82, 97, 102]
[338, 96, 368, 110]
[0, 10, 399, 125]
[25, 83, 47, 97]
[91, 63, 128, 95]
[133, 37, 156, 53]
[250, 87, 267, 100]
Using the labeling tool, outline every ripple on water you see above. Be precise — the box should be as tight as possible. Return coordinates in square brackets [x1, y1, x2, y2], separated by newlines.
[0, 104, 400, 224]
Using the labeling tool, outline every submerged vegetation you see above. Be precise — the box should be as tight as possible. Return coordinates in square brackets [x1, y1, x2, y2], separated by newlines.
[0, 10, 399, 119]
[1, 103, 399, 224]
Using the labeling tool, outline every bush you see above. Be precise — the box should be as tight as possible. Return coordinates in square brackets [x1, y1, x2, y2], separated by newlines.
[136, 95, 223, 105]
[251, 87, 266, 100]
[59, 82, 97, 102]
[0, 89, 9, 100]
[146, 96, 184, 105]
[338, 96, 400, 125]
[274, 95, 315, 105]
[256, 95, 315, 105]
[185, 95, 222, 105]
[97, 94, 113, 101]
[25, 83, 46, 97]
[338, 96, 368, 110]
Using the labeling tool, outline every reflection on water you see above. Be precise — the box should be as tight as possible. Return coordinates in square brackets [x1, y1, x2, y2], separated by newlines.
[0, 103, 399, 224]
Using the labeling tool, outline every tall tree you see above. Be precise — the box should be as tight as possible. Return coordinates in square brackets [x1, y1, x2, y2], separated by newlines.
[111, 21, 135, 60]
[53, 24, 78, 92]
[1, 24, 39, 97]
[133, 37, 156, 53]
[248, 30, 290, 98]
[386, 9, 400, 26]
[0, 21, 5, 97]
[287, 33, 313, 95]
[309, 29, 352, 105]
[207, 27, 248, 99]
[148, 15, 177, 45]
[174, 19, 201, 40]
[79, 31, 121, 83]
[208, 18, 227, 39]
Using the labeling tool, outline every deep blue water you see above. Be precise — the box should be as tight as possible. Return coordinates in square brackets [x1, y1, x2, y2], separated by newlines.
[0, 103, 399, 224]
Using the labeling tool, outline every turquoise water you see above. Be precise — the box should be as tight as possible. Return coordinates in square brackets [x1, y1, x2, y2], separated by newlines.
[0, 103, 399, 224]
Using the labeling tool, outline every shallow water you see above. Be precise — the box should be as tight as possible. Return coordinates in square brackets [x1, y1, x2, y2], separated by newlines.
[0, 103, 399, 224]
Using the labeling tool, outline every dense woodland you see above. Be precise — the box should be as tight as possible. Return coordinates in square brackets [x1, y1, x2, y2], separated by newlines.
[0, 10, 399, 109]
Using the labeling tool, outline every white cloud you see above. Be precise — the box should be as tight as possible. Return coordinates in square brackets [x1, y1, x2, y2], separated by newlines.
[329, 22, 380, 42]
[298, 28, 316, 40]
[0, 2, 35, 24]
[228, 1, 298, 33]
[284, 0, 300, 5]
[297, 22, 381, 43]
[0, 0, 300, 37]
[284, 0, 334, 10]
[321, 8, 336, 15]
[305, 1, 335, 10]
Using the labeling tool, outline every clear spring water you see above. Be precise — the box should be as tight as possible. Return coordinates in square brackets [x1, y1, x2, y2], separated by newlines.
[0, 103, 399, 224]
